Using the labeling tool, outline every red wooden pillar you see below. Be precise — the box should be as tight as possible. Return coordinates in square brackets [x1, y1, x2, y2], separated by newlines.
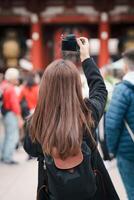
[98, 13, 110, 68]
[54, 28, 63, 60]
[31, 14, 44, 70]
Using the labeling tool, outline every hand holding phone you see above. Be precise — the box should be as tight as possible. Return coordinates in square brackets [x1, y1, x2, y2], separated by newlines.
[76, 37, 90, 62]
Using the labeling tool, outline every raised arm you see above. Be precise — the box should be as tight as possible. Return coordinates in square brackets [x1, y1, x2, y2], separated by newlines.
[82, 58, 107, 126]
[77, 37, 107, 128]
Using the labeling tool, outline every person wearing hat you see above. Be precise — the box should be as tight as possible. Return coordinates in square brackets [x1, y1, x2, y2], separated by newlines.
[0, 68, 23, 164]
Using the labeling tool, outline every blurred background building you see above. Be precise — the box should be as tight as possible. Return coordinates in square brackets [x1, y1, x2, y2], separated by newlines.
[0, 1, 134, 200]
[0, 0, 134, 72]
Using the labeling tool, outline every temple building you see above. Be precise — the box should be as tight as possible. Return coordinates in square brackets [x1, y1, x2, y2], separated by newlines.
[0, 0, 134, 71]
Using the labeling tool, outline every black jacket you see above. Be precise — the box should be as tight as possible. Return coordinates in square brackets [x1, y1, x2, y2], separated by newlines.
[23, 58, 119, 200]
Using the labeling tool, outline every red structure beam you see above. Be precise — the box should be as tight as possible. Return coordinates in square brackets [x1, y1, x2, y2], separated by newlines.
[0, 14, 133, 25]
[0, 16, 30, 25]
[110, 14, 134, 23]
[41, 15, 99, 24]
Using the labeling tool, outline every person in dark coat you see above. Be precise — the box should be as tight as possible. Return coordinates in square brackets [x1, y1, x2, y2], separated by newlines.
[106, 49, 134, 200]
[24, 37, 119, 200]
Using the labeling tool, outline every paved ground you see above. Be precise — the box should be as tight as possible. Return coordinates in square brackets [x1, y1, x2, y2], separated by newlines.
[105, 160, 128, 200]
[0, 148, 37, 200]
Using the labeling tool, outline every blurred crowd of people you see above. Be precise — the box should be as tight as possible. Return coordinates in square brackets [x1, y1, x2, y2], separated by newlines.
[0, 47, 134, 199]
[100, 49, 134, 200]
[0, 66, 40, 164]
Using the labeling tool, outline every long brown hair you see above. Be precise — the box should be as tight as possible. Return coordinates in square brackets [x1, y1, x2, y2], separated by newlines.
[30, 59, 95, 159]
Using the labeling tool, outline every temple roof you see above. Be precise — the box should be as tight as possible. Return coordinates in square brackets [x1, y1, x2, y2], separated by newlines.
[0, 0, 133, 13]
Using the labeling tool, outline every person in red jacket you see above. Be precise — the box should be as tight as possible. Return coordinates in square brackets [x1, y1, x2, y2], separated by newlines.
[19, 73, 39, 119]
[0, 68, 23, 165]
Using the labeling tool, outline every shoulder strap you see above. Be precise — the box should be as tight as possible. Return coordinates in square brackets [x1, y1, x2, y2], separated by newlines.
[124, 121, 134, 143]
[91, 147, 97, 170]
[122, 81, 134, 143]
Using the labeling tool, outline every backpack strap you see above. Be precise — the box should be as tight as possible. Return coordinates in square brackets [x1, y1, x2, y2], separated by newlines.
[37, 155, 49, 200]
[122, 81, 134, 143]
[91, 147, 97, 170]
[124, 121, 134, 143]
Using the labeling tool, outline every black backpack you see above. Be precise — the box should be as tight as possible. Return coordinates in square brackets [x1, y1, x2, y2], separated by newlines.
[37, 142, 105, 200]
[0, 86, 10, 115]
[0, 86, 5, 115]
[0, 88, 3, 110]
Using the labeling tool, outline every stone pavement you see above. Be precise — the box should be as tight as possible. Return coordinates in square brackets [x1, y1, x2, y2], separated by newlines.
[0, 147, 128, 200]
[0, 148, 38, 200]
[104, 160, 128, 200]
